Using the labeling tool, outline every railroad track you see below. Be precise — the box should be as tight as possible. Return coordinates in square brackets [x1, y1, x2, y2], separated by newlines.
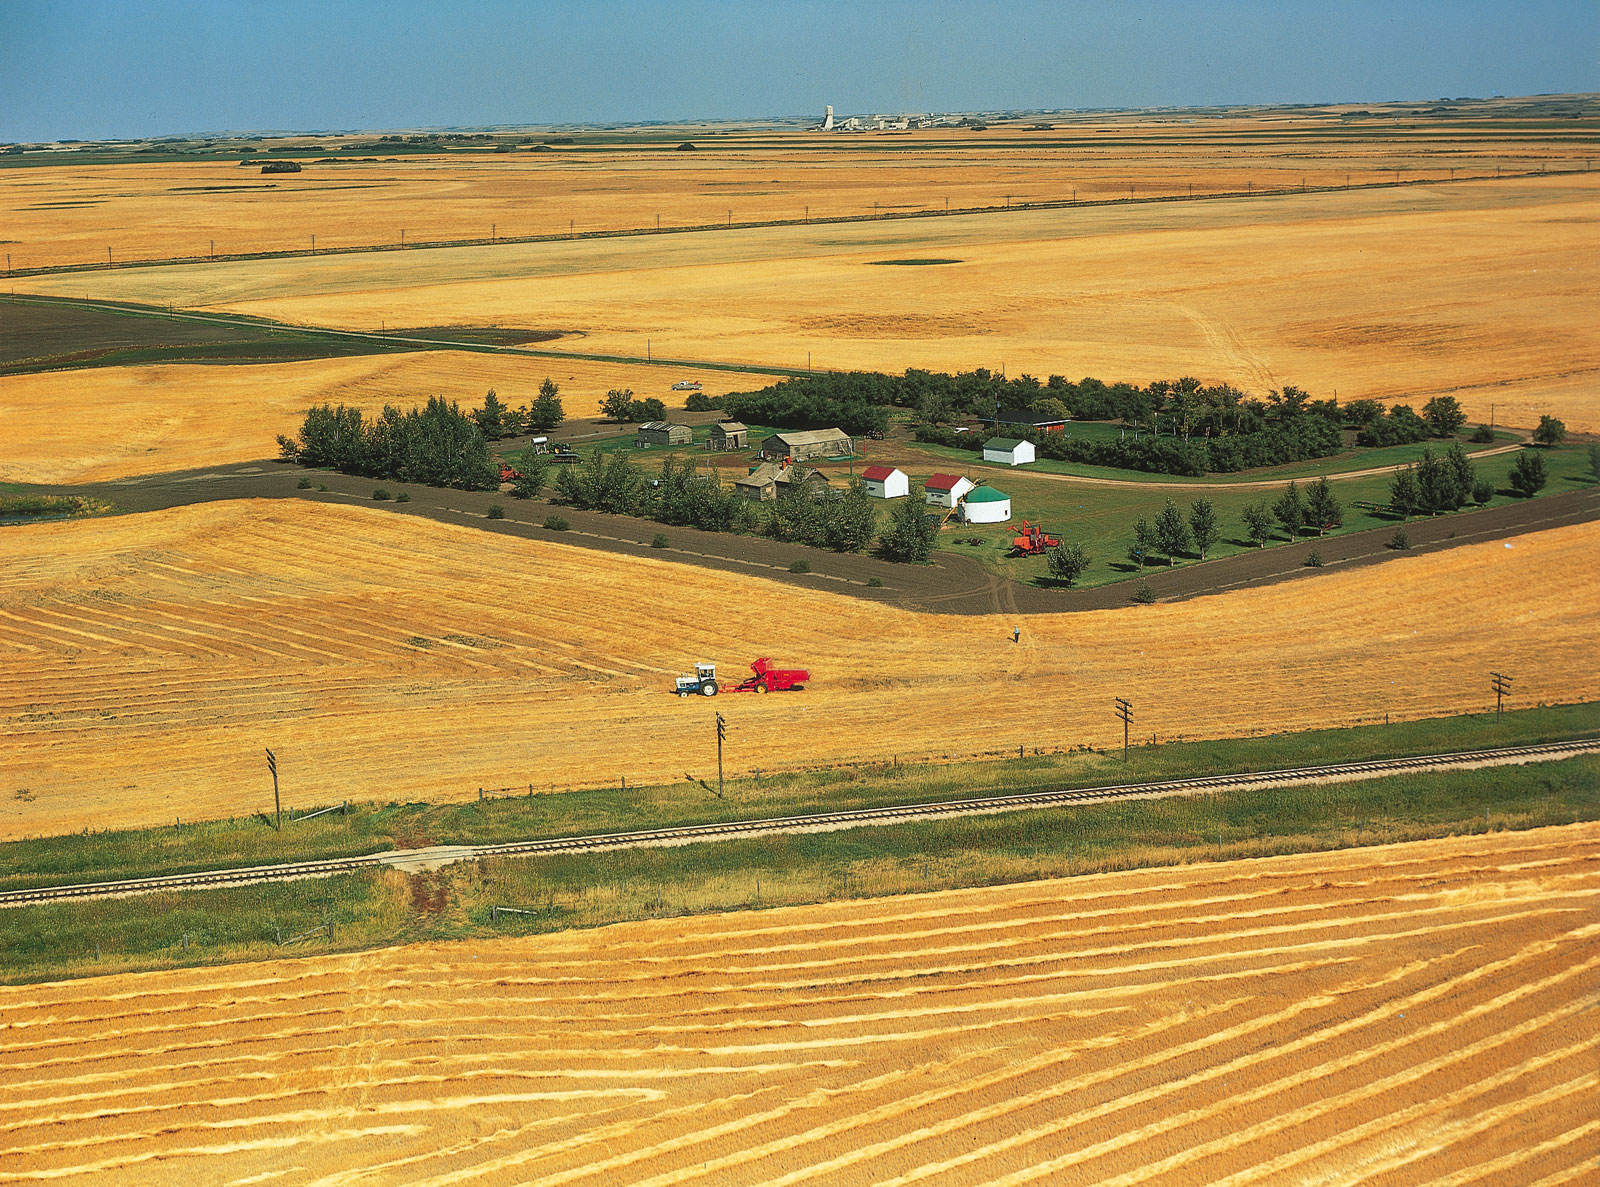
[4, 737, 1596, 909]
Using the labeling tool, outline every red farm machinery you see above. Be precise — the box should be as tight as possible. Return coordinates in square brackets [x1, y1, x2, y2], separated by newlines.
[673, 657, 809, 697]
[1009, 521, 1061, 557]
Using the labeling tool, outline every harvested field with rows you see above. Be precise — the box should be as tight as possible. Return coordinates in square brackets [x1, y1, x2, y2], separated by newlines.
[16, 175, 1599, 434]
[2, 499, 1597, 841]
[2, 823, 1595, 1185]
[0, 347, 772, 484]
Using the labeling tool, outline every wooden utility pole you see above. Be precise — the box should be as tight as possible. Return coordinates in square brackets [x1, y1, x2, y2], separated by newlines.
[266, 748, 281, 831]
[1115, 698, 1132, 762]
[1491, 672, 1513, 722]
[715, 713, 727, 798]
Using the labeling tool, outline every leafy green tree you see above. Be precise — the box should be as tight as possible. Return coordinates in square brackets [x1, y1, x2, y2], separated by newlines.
[1188, 497, 1219, 559]
[1046, 541, 1091, 587]
[1272, 480, 1305, 540]
[1471, 477, 1495, 505]
[471, 389, 509, 440]
[1422, 395, 1467, 438]
[1241, 501, 1274, 548]
[1304, 476, 1343, 535]
[1588, 442, 1600, 481]
[1153, 498, 1191, 565]
[633, 397, 668, 422]
[1415, 447, 1462, 514]
[1509, 450, 1548, 496]
[1388, 466, 1421, 520]
[1532, 415, 1567, 447]
[599, 389, 637, 421]
[879, 487, 937, 562]
[509, 448, 548, 499]
[823, 479, 878, 552]
[1128, 517, 1157, 567]
[527, 378, 565, 432]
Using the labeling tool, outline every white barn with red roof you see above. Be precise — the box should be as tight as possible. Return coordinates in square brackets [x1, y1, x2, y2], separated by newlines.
[860, 465, 909, 499]
[922, 472, 975, 508]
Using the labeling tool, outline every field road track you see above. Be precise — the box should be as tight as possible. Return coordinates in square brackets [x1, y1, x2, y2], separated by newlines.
[48, 461, 1600, 614]
[5, 737, 1595, 909]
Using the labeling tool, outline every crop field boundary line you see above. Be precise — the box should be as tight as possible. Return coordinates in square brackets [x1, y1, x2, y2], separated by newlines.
[1, 166, 1590, 280]
[3, 737, 1595, 909]
[0, 292, 804, 380]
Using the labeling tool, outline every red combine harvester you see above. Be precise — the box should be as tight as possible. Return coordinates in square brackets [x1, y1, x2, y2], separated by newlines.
[733, 657, 809, 694]
[498, 463, 523, 483]
[1009, 521, 1061, 556]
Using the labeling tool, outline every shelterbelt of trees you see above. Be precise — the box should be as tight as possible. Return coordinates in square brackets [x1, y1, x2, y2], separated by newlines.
[692, 369, 1479, 477]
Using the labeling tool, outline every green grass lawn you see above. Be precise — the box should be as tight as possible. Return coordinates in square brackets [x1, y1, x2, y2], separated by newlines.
[913, 442, 1594, 588]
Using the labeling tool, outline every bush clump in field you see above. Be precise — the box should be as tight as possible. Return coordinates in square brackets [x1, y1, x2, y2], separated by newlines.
[1305, 550, 1324, 568]
[1132, 581, 1157, 603]
[651, 533, 669, 548]
[789, 559, 811, 574]
[1509, 450, 1548, 496]
[1470, 424, 1496, 443]
[296, 477, 312, 489]
[1391, 528, 1411, 550]
[543, 515, 570, 531]
[867, 576, 884, 587]
[372, 488, 391, 501]
[395, 491, 410, 503]
[486, 504, 505, 520]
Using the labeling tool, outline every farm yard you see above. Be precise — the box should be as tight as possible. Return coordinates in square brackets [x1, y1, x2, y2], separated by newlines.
[3, 498, 1598, 842]
[1, 823, 1595, 1185]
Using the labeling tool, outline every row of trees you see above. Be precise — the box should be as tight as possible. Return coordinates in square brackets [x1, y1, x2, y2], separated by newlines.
[278, 398, 500, 490]
[597, 389, 669, 423]
[469, 381, 565, 440]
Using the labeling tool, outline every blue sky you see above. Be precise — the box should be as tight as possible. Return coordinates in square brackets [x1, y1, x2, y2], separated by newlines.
[1, 0, 1595, 141]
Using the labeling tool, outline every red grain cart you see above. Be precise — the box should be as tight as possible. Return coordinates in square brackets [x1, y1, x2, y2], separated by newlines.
[734, 657, 809, 694]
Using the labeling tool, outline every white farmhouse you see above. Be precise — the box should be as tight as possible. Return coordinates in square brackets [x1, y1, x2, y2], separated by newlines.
[982, 437, 1036, 466]
[860, 465, 909, 499]
[922, 472, 975, 508]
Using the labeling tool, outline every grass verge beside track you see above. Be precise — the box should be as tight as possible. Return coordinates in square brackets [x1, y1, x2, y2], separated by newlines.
[2, 753, 1594, 985]
[3, 701, 1594, 892]
[1, 703, 1597, 983]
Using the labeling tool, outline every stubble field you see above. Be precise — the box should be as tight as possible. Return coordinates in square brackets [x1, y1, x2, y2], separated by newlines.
[3, 498, 1597, 842]
[0, 349, 770, 484]
[5, 100, 1594, 270]
[13, 175, 1599, 434]
[2, 823, 1595, 1185]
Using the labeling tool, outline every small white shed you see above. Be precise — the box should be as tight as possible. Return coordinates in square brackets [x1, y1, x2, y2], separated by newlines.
[922, 473, 975, 508]
[860, 465, 909, 499]
[983, 437, 1036, 466]
[960, 486, 1012, 524]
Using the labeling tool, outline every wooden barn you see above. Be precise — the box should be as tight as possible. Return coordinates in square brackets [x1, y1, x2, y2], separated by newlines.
[636, 421, 693, 447]
[860, 465, 909, 499]
[707, 421, 748, 451]
[763, 427, 853, 461]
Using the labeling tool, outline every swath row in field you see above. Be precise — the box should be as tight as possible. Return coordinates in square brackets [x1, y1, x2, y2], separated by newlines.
[0, 824, 1593, 1185]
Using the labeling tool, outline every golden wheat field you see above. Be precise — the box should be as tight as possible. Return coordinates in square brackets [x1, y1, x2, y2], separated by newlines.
[16, 175, 1599, 433]
[0, 352, 770, 485]
[2, 823, 1596, 1185]
[2, 498, 1596, 841]
[5, 105, 1591, 270]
